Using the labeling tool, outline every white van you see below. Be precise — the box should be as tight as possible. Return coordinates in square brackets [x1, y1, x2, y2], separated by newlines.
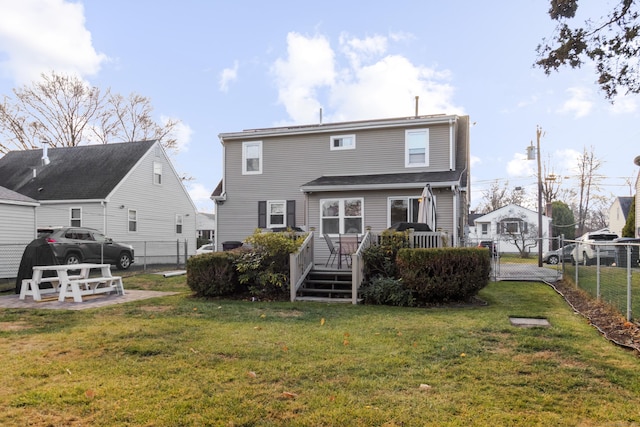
[571, 229, 619, 266]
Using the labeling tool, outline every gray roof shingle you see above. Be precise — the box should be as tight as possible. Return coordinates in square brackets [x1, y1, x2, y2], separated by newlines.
[0, 141, 156, 200]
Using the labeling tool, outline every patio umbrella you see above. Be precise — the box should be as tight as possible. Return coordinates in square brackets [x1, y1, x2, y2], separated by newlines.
[417, 184, 436, 230]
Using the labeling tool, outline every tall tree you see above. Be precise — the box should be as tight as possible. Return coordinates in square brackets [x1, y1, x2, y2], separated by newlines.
[0, 71, 179, 154]
[575, 146, 604, 236]
[551, 200, 576, 242]
[536, 0, 640, 99]
[478, 180, 527, 213]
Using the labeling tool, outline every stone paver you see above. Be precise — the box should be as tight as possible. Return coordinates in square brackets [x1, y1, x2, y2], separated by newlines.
[0, 290, 179, 311]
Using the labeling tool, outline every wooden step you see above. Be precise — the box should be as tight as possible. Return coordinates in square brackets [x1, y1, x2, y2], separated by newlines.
[294, 296, 354, 303]
[298, 287, 351, 294]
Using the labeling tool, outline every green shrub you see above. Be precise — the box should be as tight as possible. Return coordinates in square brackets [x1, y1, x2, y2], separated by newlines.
[397, 247, 491, 304]
[187, 252, 240, 297]
[235, 229, 307, 300]
[363, 229, 411, 279]
[359, 276, 415, 307]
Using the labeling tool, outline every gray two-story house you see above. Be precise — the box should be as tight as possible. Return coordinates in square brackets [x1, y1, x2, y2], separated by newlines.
[212, 114, 470, 265]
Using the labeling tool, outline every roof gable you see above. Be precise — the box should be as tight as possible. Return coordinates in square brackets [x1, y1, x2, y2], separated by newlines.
[0, 141, 156, 201]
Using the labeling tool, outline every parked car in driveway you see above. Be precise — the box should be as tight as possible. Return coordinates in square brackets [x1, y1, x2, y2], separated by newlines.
[195, 244, 215, 255]
[543, 243, 576, 265]
[571, 230, 619, 266]
[477, 240, 497, 257]
[37, 226, 135, 270]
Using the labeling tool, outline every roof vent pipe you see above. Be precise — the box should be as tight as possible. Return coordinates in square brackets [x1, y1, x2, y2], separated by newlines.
[42, 144, 50, 166]
[415, 96, 419, 117]
[319, 107, 323, 125]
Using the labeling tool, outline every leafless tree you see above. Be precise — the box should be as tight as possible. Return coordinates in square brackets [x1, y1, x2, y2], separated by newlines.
[0, 71, 179, 154]
[478, 180, 528, 214]
[497, 212, 539, 258]
[575, 146, 604, 236]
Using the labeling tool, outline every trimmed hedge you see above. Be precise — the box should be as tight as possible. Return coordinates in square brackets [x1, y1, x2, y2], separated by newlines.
[187, 252, 240, 297]
[396, 247, 491, 304]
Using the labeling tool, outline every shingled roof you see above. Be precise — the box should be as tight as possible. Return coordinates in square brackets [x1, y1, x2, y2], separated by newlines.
[0, 185, 38, 205]
[300, 170, 464, 192]
[0, 141, 156, 201]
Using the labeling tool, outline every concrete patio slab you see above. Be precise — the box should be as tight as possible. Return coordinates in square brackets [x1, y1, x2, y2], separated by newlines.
[509, 317, 551, 328]
[0, 290, 180, 311]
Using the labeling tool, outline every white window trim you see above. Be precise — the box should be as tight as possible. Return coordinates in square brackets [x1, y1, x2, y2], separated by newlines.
[176, 214, 184, 234]
[387, 196, 421, 227]
[242, 141, 263, 175]
[70, 207, 82, 227]
[330, 134, 356, 151]
[320, 198, 364, 236]
[405, 128, 429, 168]
[267, 200, 286, 229]
[128, 209, 138, 233]
[153, 161, 163, 185]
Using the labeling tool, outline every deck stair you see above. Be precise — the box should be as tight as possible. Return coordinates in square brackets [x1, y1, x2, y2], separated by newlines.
[295, 268, 354, 302]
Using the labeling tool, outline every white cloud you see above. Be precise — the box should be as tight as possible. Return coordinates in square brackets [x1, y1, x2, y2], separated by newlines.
[608, 94, 638, 114]
[162, 117, 193, 153]
[507, 152, 535, 177]
[219, 61, 238, 92]
[0, 0, 107, 84]
[556, 87, 593, 118]
[470, 155, 481, 168]
[187, 182, 215, 213]
[271, 32, 463, 124]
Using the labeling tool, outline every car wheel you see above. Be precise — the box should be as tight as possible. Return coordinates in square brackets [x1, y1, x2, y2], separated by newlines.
[548, 255, 559, 265]
[117, 253, 132, 270]
[64, 253, 82, 265]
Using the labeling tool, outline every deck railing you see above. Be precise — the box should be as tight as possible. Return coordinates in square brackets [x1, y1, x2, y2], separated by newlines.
[351, 231, 374, 304]
[289, 232, 314, 302]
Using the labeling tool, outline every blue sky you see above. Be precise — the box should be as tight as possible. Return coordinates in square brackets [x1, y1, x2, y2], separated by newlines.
[1, 0, 639, 213]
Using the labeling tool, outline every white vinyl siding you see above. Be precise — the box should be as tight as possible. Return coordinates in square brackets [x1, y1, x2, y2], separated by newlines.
[70, 207, 82, 227]
[242, 141, 262, 175]
[405, 129, 429, 167]
[330, 134, 355, 151]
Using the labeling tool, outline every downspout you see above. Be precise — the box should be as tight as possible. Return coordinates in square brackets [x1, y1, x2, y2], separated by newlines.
[449, 118, 455, 170]
[33, 206, 38, 239]
[452, 185, 459, 247]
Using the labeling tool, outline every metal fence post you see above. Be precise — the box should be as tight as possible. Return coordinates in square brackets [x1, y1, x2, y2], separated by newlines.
[627, 245, 632, 322]
[143, 241, 147, 271]
[596, 245, 601, 300]
[176, 239, 180, 269]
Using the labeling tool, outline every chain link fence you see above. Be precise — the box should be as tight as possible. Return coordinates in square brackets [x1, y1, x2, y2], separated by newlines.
[0, 239, 192, 282]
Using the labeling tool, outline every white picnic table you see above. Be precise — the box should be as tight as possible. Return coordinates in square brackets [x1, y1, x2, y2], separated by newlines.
[19, 263, 125, 303]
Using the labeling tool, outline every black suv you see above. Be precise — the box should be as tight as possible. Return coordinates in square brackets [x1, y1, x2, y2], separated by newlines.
[37, 226, 135, 270]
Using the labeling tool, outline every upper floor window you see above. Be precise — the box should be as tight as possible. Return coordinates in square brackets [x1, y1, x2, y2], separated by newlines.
[242, 141, 262, 175]
[153, 161, 163, 185]
[330, 134, 355, 151]
[321, 198, 363, 235]
[405, 129, 429, 167]
[176, 214, 183, 234]
[388, 197, 420, 225]
[481, 223, 488, 235]
[70, 208, 82, 227]
[128, 209, 137, 232]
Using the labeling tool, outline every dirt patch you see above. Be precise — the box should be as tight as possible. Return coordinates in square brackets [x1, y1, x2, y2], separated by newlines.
[0, 321, 31, 331]
[137, 305, 173, 313]
[550, 279, 640, 354]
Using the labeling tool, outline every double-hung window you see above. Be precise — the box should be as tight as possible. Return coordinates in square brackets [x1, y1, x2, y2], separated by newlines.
[267, 201, 286, 228]
[153, 161, 162, 185]
[405, 129, 429, 167]
[128, 209, 137, 232]
[242, 141, 263, 174]
[321, 198, 363, 235]
[176, 214, 183, 234]
[70, 208, 82, 227]
[388, 197, 420, 225]
[330, 134, 355, 151]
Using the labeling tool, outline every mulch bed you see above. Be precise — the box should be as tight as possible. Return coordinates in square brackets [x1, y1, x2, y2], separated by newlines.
[549, 279, 640, 355]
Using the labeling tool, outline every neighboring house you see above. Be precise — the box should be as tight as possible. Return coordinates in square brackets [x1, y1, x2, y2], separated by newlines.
[608, 196, 633, 237]
[467, 204, 552, 254]
[0, 140, 197, 266]
[212, 114, 470, 263]
[196, 212, 216, 242]
[0, 186, 39, 278]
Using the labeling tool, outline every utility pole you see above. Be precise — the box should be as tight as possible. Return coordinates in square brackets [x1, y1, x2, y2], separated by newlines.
[536, 126, 543, 267]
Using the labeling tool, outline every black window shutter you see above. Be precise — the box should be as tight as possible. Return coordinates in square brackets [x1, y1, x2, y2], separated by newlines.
[286, 200, 295, 227]
[258, 201, 267, 228]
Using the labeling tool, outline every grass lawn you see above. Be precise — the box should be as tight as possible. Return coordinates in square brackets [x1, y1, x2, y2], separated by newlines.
[1, 275, 640, 426]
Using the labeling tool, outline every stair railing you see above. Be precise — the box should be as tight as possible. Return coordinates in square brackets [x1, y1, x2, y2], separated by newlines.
[351, 231, 373, 304]
[289, 231, 314, 302]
